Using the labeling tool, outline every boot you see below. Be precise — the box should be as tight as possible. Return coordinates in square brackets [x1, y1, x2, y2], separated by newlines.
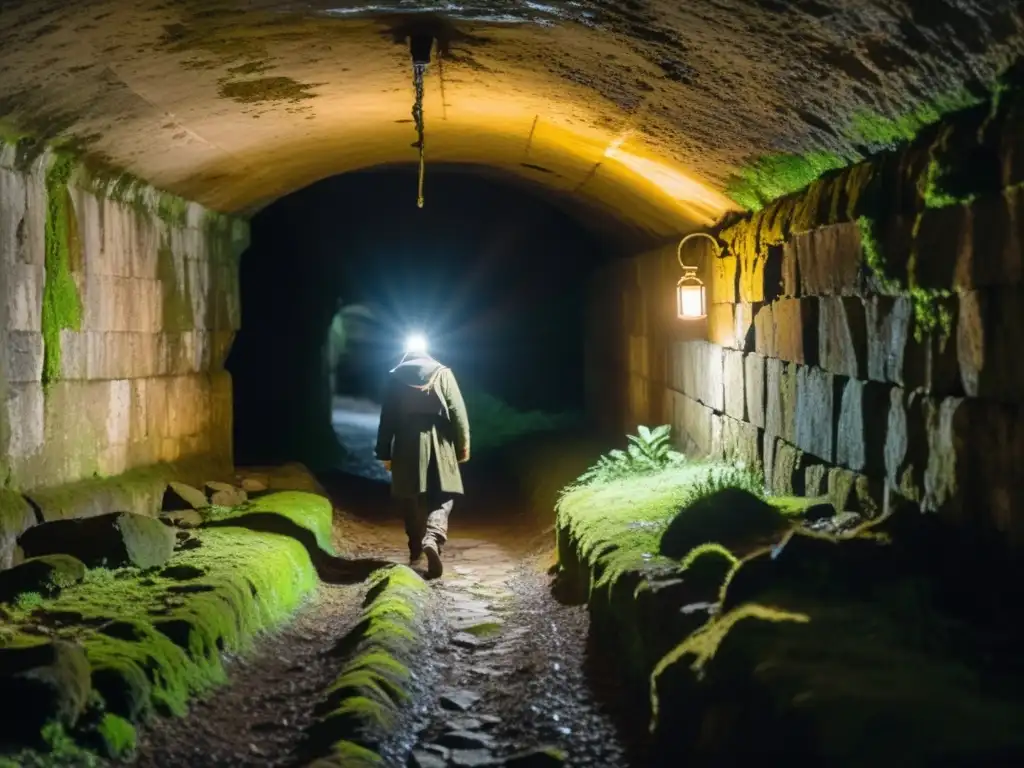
[408, 543, 423, 564]
[423, 540, 443, 579]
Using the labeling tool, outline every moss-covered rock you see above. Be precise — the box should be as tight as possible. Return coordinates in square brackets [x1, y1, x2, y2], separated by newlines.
[94, 713, 136, 761]
[204, 490, 335, 555]
[1, 493, 324, 759]
[659, 487, 793, 560]
[307, 565, 429, 763]
[1, 489, 36, 570]
[0, 638, 92, 740]
[17, 512, 176, 570]
[0, 555, 87, 603]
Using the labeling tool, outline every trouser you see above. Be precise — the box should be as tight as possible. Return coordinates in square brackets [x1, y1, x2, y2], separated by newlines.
[402, 453, 455, 551]
[403, 493, 454, 552]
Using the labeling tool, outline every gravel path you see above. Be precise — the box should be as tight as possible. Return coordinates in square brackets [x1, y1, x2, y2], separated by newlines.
[127, 399, 644, 766]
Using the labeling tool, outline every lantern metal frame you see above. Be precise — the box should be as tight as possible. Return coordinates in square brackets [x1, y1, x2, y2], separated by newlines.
[675, 232, 722, 320]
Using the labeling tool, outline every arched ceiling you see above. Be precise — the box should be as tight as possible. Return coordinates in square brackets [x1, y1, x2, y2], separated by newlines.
[1, 0, 1022, 242]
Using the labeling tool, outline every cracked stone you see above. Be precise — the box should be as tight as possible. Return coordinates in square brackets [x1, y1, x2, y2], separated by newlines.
[444, 717, 483, 732]
[452, 632, 495, 650]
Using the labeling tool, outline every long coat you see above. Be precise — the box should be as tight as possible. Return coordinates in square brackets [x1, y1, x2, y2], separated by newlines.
[374, 355, 470, 499]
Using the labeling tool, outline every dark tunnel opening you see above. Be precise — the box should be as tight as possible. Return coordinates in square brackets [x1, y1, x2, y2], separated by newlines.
[226, 165, 622, 473]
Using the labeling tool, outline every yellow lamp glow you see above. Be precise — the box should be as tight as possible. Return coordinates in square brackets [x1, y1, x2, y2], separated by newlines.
[677, 274, 706, 319]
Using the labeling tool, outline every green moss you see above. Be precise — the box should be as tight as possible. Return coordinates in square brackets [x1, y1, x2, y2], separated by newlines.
[96, 713, 136, 760]
[649, 602, 810, 723]
[724, 152, 848, 212]
[856, 216, 900, 293]
[1, 522, 318, 729]
[41, 152, 83, 390]
[324, 741, 385, 766]
[679, 543, 738, 572]
[218, 77, 321, 104]
[309, 566, 426, 760]
[843, 89, 982, 149]
[157, 232, 194, 332]
[224, 491, 336, 554]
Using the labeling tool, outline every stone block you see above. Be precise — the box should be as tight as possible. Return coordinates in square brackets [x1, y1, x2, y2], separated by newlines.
[675, 392, 714, 457]
[764, 358, 797, 444]
[676, 342, 724, 412]
[720, 416, 761, 468]
[958, 188, 1023, 288]
[754, 303, 775, 357]
[804, 464, 828, 496]
[708, 303, 736, 348]
[781, 243, 799, 297]
[791, 222, 864, 296]
[5, 382, 44, 459]
[884, 388, 930, 503]
[772, 297, 818, 365]
[4, 262, 44, 332]
[723, 349, 745, 420]
[0, 166, 29, 267]
[865, 295, 912, 383]
[5, 331, 43, 383]
[828, 467, 884, 517]
[738, 249, 766, 303]
[914, 204, 969, 290]
[835, 379, 890, 475]
[794, 366, 834, 462]
[710, 253, 737, 304]
[957, 288, 1024, 401]
[770, 439, 805, 496]
[734, 302, 755, 351]
[629, 335, 648, 377]
[18, 511, 175, 570]
[744, 353, 766, 429]
[818, 296, 867, 378]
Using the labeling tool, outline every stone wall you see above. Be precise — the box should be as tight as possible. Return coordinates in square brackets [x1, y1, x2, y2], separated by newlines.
[0, 144, 247, 492]
[586, 82, 1024, 550]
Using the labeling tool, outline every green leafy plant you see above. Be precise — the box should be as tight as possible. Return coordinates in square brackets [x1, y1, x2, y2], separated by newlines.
[572, 425, 686, 488]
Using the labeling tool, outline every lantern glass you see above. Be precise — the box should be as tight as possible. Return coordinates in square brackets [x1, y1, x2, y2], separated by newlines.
[676, 278, 706, 319]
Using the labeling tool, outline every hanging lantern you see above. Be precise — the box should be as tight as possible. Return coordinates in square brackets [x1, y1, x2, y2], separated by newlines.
[675, 232, 722, 321]
[676, 270, 706, 319]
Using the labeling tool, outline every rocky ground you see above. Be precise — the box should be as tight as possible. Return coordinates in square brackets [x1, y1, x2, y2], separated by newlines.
[125, 398, 642, 767]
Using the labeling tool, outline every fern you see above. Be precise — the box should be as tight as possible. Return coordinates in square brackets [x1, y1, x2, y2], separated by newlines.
[567, 425, 686, 490]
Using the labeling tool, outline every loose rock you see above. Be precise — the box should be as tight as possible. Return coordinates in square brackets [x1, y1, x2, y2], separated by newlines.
[0, 554, 87, 603]
[17, 512, 176, 570]
[436, 730, 495, 749]
[502, 746, 567, 766]
[162, 482, 208, 512]
[410, 750, 448, 768]
[240, 477, 269, 494]
[205, 482, 247, 507]
[450, 749, 498, 767]
[441, 690, 482, 712]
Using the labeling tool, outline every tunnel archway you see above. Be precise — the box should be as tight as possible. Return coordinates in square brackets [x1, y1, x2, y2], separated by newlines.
[226, 162, 640, 471]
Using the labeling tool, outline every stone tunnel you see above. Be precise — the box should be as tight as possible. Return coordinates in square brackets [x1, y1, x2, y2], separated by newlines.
[3, 1, 1024, 766]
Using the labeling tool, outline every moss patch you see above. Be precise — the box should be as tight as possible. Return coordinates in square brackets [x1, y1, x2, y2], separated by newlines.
[0, 494, 323, 761]
[205, 490, 336, 555]
[307, 565, 428, 762]
[41, 152, 83, 391]
[218, 77, 322, 104]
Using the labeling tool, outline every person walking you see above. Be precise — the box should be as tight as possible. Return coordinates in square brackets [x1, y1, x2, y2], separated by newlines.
[375, 335, 470, 578]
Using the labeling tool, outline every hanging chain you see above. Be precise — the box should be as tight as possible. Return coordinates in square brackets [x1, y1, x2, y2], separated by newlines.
[412, 62, 427, 209]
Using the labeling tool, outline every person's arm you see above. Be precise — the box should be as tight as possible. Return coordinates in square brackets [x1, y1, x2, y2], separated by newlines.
[375, 379, 398, 463]
[440, 369, 470, 462]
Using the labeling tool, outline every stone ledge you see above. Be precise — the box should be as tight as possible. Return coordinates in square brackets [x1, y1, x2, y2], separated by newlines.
[305, 565, 434, 767]
[0, 493, 322, 760]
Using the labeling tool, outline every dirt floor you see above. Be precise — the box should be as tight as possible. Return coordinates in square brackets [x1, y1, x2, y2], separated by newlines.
[130, 399, 644, 767]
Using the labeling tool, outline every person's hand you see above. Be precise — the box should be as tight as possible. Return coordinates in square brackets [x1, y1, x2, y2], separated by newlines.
[381, 460, 392, 472]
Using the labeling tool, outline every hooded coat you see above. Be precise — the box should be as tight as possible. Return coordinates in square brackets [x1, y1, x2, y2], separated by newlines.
[374, 355, 470, 499]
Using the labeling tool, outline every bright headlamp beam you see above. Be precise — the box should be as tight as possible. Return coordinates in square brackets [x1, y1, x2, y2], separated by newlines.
[404, 333, 428, 355]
